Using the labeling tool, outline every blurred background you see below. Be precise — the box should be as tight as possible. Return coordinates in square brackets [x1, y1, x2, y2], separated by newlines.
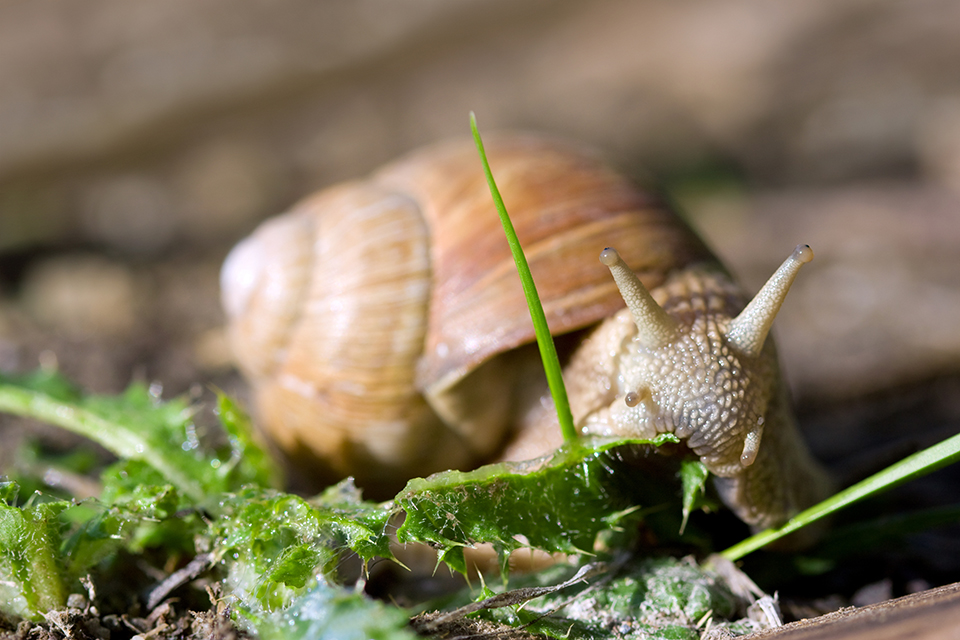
[1, 0, 959, 502]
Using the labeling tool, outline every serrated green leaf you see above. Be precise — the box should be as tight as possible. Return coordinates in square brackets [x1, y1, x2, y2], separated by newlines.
[252, 579, 417, 640]
[0, 495, 69, 620]
[214, 484, 396, 613]
[0, 372, 282, 504]
[0, 480, 205, 622]
[679, 458, 709, 534]
[396, 435, 678, 574]
[215, 392, 284, 490]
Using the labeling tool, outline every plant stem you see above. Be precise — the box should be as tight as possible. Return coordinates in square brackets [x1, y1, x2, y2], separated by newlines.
[721, 431, 960, 560]
[469, 113, 577, 443]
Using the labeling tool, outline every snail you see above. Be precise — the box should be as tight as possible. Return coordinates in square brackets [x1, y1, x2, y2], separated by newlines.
[220, 133, 832, 530]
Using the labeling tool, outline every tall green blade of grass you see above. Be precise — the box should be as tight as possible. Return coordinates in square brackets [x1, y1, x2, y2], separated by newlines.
[470, 113, 577, 443]
[721, 431, 960, 560]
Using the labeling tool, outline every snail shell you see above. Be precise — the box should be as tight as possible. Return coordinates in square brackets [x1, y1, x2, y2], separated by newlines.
[221, 133, 831, 527]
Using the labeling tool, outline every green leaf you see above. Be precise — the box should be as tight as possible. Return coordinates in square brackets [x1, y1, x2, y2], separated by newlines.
[0, 481, 18, 503]
[679, 459, 709, 534]
[396, 435, 678, 575]
[213, 483, 396, 614]
[6, 369, 81, 403]
[215, 392, 284, 490]
[0, 482, 208, 622]
[0, 491, 69, 620]
[0, 372, 281, 505]
[253, 579, 417, 640]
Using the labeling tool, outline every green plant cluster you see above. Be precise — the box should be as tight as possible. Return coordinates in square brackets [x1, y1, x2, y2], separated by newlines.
[0, 372, 721, 639]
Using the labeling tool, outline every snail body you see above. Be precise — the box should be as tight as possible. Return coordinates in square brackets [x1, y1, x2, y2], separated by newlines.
[221, 134, 830, 528]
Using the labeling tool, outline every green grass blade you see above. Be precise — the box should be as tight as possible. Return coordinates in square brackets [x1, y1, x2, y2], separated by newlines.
[469, 112, 576, 443]
[721, 431, 960, 561]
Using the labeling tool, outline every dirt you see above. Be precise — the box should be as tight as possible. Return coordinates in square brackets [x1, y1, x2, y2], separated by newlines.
[0, 591, 252, 640]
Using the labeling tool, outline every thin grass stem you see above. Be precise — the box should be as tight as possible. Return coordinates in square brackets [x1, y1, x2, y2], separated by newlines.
[469, 113, 577, 443]
[721, 431, 960, 560]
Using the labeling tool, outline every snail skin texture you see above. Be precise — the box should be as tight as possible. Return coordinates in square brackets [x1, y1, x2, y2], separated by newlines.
[221, 133, 832, 530]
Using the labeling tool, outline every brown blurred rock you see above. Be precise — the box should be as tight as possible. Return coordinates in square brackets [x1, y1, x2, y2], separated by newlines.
[2, 253, 232, 397]
[20, 254, 141, 340]
[80, 173, 177, 254]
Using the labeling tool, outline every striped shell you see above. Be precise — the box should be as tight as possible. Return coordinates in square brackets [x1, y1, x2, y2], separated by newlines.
[221, 133, 830, 528]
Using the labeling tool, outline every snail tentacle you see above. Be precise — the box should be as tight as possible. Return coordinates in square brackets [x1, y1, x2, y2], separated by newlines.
[726, 244, 814, 358]
[600, 247, 678, 348]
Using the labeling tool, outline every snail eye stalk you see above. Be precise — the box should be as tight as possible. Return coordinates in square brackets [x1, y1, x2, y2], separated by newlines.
[726, 244, 813, 358]
[600, 247, 677, 349]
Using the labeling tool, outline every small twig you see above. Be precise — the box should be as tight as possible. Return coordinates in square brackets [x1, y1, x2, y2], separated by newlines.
[145, 552, 215, 611]
[420, 561, 608, 633]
